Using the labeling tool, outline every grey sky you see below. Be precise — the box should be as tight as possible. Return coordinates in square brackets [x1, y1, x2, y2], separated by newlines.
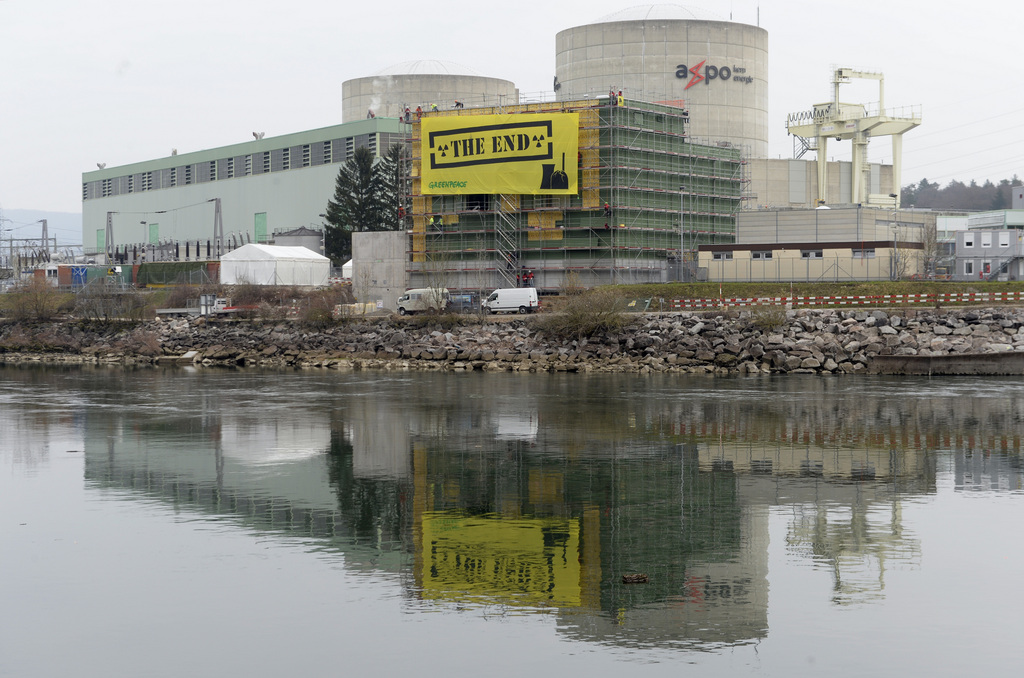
[1, 0, 1020, 215]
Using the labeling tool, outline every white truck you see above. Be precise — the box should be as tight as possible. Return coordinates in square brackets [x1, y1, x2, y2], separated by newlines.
[481, 288, 540, 314]
[396, 288, 451, 316]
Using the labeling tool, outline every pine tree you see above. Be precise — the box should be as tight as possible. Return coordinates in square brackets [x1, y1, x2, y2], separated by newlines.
[323, 144, 407, 262]
[376, 143, 405, 231]
[323, 147, 377, 261]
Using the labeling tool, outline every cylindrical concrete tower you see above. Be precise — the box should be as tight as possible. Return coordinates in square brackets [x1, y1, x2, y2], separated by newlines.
[342, 60, 519, 122]
[555, 4, 768, 157]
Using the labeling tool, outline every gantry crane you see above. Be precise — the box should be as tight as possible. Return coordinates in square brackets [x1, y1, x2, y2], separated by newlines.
[786, 68, 921, 208]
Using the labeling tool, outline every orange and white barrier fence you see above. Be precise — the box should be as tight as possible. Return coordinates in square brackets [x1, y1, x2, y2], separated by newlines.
[669, 291, 1024, 310]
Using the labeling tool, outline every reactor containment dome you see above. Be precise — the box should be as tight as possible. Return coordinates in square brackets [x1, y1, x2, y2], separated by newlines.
[342, 60, 519, 122]
[554, 4, 768, 157]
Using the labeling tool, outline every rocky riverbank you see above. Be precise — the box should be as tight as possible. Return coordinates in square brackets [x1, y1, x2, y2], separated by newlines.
[3, 307, 1024, 374]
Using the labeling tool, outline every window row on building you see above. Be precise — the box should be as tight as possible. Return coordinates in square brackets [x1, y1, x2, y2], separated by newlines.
[710, 249, 877, 261]
[962, 232, 1013, 249]
[81, 131, 398, 202]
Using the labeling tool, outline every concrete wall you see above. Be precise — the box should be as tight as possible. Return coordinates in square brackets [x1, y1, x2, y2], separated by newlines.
[272, 230, 324, 255]
[746, 158, 894, 210]
[871, 352, 1024, 376]
[352, 231, 407, 311]
[736, 206, 932, 245]
[555, 19, 768, 157]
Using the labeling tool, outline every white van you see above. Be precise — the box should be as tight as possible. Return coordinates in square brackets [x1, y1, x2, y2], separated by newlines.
[396, 288, 451, 315]
[482, 288, 540, 314]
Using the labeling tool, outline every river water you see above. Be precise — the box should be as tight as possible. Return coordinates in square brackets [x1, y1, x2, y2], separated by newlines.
[1, 366, 1022, 677]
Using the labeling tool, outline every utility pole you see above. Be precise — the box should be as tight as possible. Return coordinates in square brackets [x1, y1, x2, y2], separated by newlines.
[210, 198, 223, 257]
[889, 193, 900, 280]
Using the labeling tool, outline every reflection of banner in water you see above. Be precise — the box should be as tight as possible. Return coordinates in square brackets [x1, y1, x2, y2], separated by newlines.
[419, 512, 582, 606]
[421, 113, 579, 195]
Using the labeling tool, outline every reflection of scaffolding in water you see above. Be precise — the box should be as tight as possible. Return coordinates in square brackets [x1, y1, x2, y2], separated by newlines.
[406, 98, 743, 292]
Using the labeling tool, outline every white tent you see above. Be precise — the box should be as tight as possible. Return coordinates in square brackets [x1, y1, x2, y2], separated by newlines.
[341, 259, 352, 280]
[220, 244, 330, 287]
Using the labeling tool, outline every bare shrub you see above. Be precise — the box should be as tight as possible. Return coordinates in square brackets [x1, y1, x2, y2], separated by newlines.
[254, 301, 286, 322]
[301, 294, 338, 329]
[6, 278, 66, 321]
[230, 283, 280, 307]
[532, 287, 630, 339]
[164, 286, 199, 309]
[749, 304, 787, 332]
[76, 280, 151, 321]
[560, 270, 586, 296]
[300, 285, 357, 329]
[402, 312, 473, 331]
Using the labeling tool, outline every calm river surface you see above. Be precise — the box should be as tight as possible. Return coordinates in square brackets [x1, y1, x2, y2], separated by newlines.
[2, 366, 1023, 677]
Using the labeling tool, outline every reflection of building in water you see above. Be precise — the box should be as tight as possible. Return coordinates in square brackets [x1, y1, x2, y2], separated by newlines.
[348, 397, 413, 479]
[0, 367, 85, 469]
[955, 449, 1024, 492]
[64, 369, 1024, 653]
[411, 440, 769, 648]
[82, 399, 416, 578]
[697, 440, 927, 605]
[784, 498, 918, 605]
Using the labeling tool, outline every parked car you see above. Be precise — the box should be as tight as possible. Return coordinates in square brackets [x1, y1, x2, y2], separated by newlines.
[481, 288, 540, 314]
[396, 288, 451, 315]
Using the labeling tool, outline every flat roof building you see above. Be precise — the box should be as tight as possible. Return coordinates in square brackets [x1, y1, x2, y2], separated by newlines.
[81, 119, 407, 262]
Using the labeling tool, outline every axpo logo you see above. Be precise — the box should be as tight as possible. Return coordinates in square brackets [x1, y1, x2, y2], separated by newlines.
[675, 61, 753, 89]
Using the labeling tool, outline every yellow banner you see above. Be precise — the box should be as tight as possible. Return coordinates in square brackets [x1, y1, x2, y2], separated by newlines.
[421, 113, 579, 195]
[418, 511, 582, 606]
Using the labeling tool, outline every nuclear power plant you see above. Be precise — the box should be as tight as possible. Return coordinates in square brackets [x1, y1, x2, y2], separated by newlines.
[79, 3, 922, 292]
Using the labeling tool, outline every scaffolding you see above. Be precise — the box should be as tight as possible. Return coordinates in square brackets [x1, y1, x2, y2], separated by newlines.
[406, 98, 743, 292]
